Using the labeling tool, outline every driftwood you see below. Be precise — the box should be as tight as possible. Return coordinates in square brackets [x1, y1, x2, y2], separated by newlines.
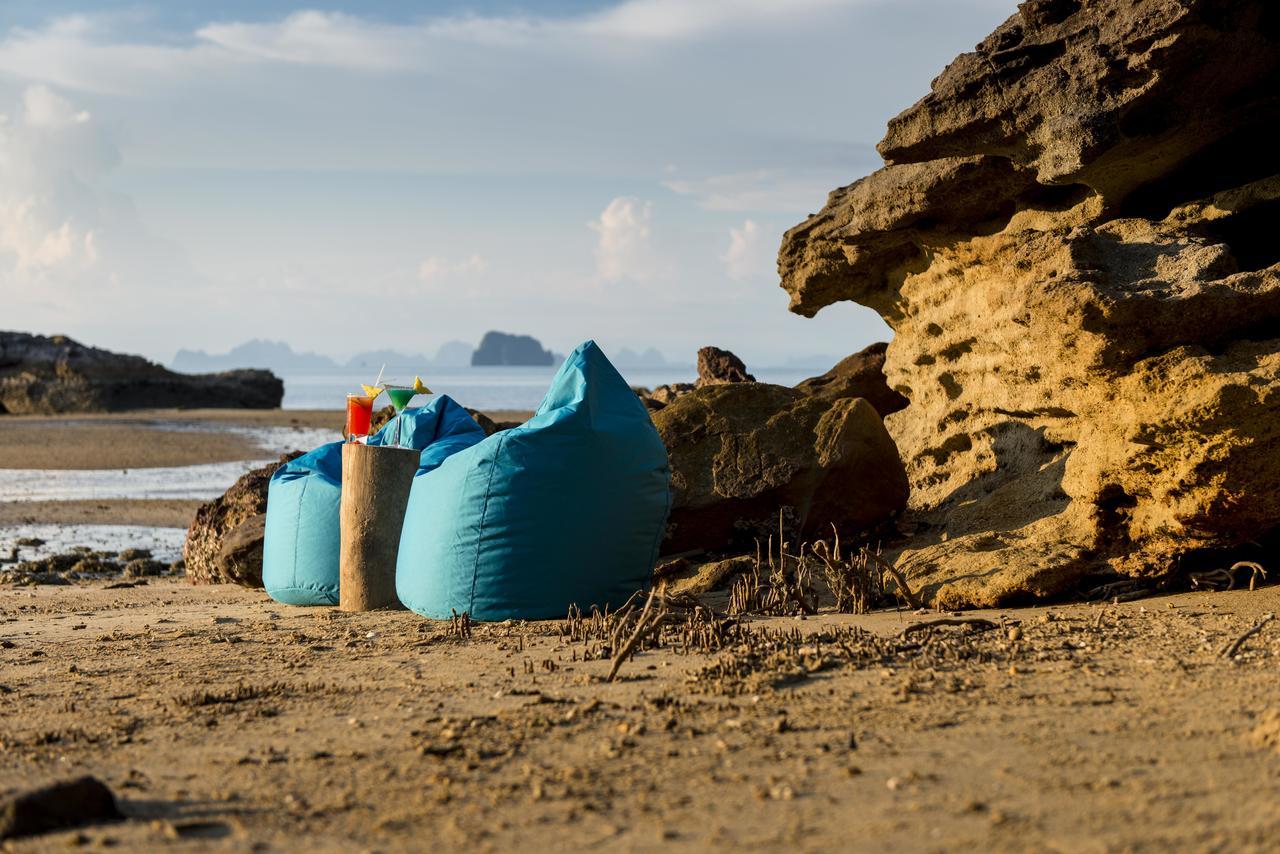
[1221, 613, 1275, 659]
[866, 552, 921, 609]
[606, 588, 667, 682]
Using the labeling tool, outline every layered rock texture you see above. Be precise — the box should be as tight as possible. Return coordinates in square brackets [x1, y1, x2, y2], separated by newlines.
[778, 0, 1280, 607]
[653, 385, 908, 556]
[0, 332, 282, 414]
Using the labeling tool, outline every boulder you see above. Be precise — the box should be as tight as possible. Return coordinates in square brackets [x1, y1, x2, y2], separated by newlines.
[653, 383, 908, 555]
[795, 342, 908, 417]
[184, 453, 300, 586]
[0, 332, 282, 414]
[777, 0, 1280, 607]
[215, 514, 266, 587]
[696, 346, 755, 386]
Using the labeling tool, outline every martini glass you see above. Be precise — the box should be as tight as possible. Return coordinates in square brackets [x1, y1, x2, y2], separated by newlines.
[379, 376, 432, 448]
[381, 385, 418, 449]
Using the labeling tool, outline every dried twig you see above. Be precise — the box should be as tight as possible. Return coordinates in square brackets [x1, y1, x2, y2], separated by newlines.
[1220, 612, 1275, 658]
[606, 588, 667, 682]
[1232, 561, 1267, 592]
[867, 552, 920, 609]
[899, 618, 998, 638]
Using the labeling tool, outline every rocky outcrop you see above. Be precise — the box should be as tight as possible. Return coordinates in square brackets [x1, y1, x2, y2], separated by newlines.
[184, 453, 300, 587]
[653, 384, 908, 555]
[778, 0, 1280, 607]
[0, 332, 282, 414]
[695, 346, 755, 386]
[795, 342, 909, 417]
[639, 346, 754, 412]
[470, 332, 556, 366]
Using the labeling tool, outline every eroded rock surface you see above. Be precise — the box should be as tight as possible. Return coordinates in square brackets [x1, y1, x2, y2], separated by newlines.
[0, 332, 282, 414]
[778, 0, 1280, 607]
[653, 384, 908, 555]
[184, 453, 300, 587]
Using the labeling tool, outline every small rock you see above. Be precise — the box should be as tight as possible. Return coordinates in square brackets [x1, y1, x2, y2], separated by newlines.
[0, 776, 123, 840]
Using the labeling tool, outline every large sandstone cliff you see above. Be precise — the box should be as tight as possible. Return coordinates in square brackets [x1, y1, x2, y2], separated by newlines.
[779, 0, 1280, 607]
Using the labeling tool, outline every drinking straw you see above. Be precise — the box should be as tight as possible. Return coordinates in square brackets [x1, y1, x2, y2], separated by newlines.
[374, 363, 386, 389]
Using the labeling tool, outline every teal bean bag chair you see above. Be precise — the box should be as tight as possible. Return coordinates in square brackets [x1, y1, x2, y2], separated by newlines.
[396, 341, 671, 620]
[262, 394, 486, 606]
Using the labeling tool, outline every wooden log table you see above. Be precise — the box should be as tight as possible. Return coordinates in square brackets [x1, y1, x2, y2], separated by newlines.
[339, 443, 419, 611]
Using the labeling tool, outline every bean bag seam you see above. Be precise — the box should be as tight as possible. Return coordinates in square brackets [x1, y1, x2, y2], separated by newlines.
[468, 430, 510, 615]
[291, 475, 309, 592]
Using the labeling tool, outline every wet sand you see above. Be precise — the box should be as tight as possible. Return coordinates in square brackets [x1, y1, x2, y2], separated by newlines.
[3, 580, 1279, 850]
[0, 499, 201, 528]
[0, 410, 341, 470]
[0, 408, 532, 528]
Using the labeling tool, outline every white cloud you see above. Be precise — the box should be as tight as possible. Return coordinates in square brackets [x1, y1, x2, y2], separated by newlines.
[722, 219, 774, 280]
[0, 84, 192, 331]
[589, 197, 656, 281]
[0, 2, 871, 88]
[418, 253, 490, 281]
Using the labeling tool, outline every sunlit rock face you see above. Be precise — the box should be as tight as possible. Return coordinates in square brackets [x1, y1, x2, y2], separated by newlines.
[778, 0, 1280, 607]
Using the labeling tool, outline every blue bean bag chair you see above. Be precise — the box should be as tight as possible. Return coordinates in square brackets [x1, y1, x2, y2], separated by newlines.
[396, 341, 671, 620]
[262, 394, 487, 606]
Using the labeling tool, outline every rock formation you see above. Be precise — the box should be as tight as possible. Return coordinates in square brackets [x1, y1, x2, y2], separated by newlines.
[653, 384, 909, 555]
[695, 346, 755, 386]
[0, 332, 282, 414]
[184, 453, 300, 587]
[470, 332, 556, 366]
[795, 342, 909, 417]
[778, 0, 1280, 607]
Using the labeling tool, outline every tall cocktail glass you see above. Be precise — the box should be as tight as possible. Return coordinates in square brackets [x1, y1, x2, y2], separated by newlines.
[345, 394, 376, 442]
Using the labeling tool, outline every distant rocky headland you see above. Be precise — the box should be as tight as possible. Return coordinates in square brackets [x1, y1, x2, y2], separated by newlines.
[0, 331, 282, 415]
[470, 331, 557, 367]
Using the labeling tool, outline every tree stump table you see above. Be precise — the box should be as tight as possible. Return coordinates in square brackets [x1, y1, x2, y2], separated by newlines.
[339, 443, 419, 611]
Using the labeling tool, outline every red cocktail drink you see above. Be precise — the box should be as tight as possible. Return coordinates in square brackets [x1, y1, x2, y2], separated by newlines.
[346, 394, 375, 440]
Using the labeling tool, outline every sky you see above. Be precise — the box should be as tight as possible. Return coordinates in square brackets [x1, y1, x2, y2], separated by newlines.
[0, 0, 1012, 367]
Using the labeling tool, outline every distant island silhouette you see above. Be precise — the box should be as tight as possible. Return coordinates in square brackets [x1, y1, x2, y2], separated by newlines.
[470, 332, 557, 367]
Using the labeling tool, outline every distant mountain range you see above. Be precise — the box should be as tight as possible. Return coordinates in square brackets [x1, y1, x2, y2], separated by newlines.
[171, 335, 836, 374]
[172, 338, 474, 374]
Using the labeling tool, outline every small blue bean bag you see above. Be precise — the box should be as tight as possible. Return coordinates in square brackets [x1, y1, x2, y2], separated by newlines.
[396, 341, 671, 620]
[262, 394, 486, 606]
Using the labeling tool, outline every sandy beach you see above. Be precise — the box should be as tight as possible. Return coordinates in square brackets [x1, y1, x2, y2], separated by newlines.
[3, 579, 1279, 850]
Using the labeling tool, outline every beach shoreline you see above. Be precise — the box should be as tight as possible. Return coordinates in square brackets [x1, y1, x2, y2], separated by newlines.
[0, 407, 532, 529]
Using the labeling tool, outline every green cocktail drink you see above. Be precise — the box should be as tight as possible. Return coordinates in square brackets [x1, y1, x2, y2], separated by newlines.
[380, 375, 432, 448]
[385, 387, 416, 411]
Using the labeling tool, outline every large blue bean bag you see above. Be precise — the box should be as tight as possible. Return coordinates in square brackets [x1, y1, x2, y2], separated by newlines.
[396, 341, 671, 620]
[262, 394, 486, 606]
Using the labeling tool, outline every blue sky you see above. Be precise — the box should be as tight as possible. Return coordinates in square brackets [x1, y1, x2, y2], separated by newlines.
[0, 0, 1012, 366]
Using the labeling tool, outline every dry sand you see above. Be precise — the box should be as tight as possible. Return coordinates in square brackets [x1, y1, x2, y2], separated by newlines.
[3, 580, 1280, 851]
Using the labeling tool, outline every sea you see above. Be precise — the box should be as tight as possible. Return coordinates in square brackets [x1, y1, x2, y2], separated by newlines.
[279, 365, 821, 411]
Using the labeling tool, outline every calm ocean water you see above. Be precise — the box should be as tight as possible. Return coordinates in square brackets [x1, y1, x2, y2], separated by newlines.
[281, 366, 821, 411]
